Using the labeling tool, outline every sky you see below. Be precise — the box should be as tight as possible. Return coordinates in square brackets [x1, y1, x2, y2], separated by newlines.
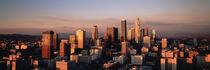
[0, 0, 210, 38]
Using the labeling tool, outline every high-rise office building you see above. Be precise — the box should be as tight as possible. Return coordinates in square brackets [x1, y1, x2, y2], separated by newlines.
[53, 33, 58, 50]
[143, 36, 151, 48]
[69, 35, 76, 44]
[59, 41, 66, 57]
[162, 38, 167, 49]
[151, 29, 156, 41]
[144, 26, 148, 36]
[121, 42, 129, 55]
[135, 18, 141, 44]
[140, 29, 144, 41]
[104, 33, 111, 49]
[97, 38, 102, 47]
[69, 35, 77, 54]
[42, 30, 54, 59]
[107, 27, 118, 42]
[127, 29, 132, 41]
[128, 27, 135, 43]
[59, 39, 70, 57]
[76, 30, 86, 49]
[131, 27, 135, 42]
[92, 25, 98, 41]
[121, 19, 127, 42]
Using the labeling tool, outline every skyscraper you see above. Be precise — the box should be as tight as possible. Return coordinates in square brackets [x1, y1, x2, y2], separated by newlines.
[151, 29, 156, 41]
[53, 33, 58, 50]
[135, 18, 141, 44]
[107, 27, 118, 42]
[121, 19, 127, 42]
[76, 30, 86, 49]
[140, 29, 144, 41]
[42, 30, 54, 59]
[127, 29, 132, 41]
[162, 38, 167, 49]
[121, 42, 128, 55]
[104, 33, 111, 49]
[144, 26, 148, 36]
[59, 39, 70, 57]
[59, 41, 66, 57]
[131, 27, 135, 44]
[69, 35, 76, 44]
[92, 25, 98, 41]
[128, 27, 135, 43]
[69, 35, 77, 51]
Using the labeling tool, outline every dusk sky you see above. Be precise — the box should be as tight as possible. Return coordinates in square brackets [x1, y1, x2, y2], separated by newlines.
[0, 0, 210, 37]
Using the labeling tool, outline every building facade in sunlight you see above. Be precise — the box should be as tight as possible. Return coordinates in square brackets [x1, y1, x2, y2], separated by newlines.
[135, 18, 141, 44]
[42, 30, 54, 59]
[76, 30, 86, 49]
[92, 25, 98, 41]
[162, 38, 167, 49]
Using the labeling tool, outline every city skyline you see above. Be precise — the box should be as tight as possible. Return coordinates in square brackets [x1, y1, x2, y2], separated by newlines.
[0, 0, 210, 38]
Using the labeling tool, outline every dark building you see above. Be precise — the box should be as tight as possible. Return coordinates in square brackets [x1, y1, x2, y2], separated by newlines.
[107, 27, 118, 42]
[53, 33, 58, 50]
[104, 33, 111, 49]
[121, 19, 127, 42]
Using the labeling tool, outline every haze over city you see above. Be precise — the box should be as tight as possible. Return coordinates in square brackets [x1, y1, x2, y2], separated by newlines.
[0, 0, 210, 38]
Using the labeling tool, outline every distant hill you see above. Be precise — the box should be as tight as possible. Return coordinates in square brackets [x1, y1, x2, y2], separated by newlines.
[0, 34, 41, 40]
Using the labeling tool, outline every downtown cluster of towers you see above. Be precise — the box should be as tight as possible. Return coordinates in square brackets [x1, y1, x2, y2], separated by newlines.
[41, 17, 156, 59]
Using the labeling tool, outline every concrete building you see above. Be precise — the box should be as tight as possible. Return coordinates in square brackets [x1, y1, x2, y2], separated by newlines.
[113, 55, 127, 64]
[56, 60, 76, 70]
[131, 55, 144, 65]
[161, 58, 177, 70]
